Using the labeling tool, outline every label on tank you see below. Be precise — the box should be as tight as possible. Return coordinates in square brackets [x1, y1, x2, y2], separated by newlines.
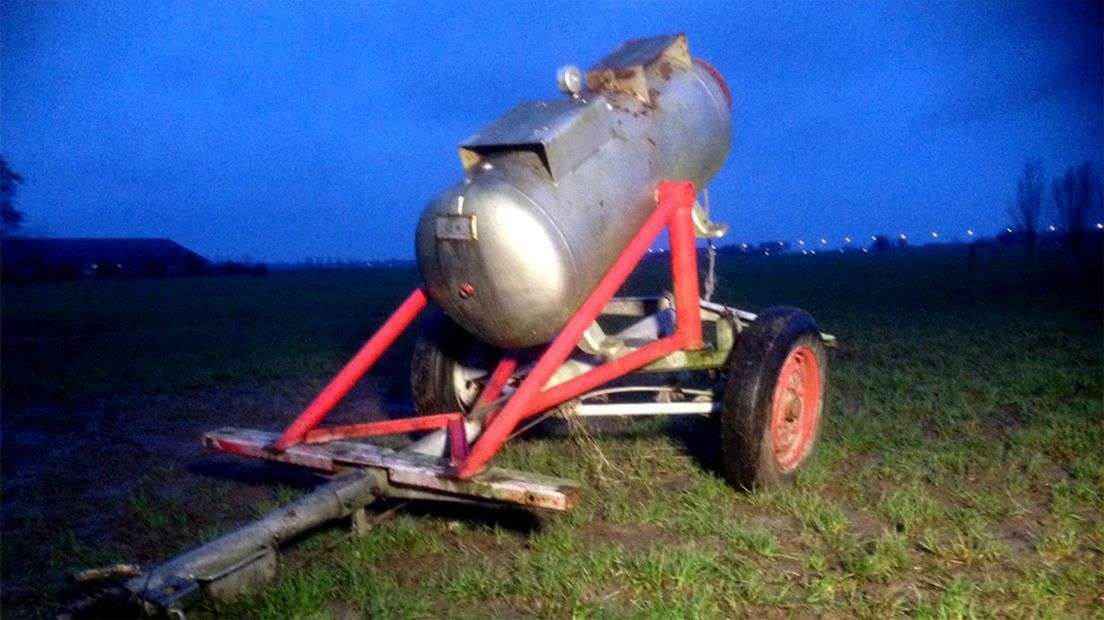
[435, 214, 477, 241]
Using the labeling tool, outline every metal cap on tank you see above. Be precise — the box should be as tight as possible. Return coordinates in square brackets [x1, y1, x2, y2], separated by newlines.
[416, 155, 576, 348]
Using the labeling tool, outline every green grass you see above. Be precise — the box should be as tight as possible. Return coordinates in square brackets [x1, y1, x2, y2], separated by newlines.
[1, 269, 421, 404]
[3, 245, 1102, 618]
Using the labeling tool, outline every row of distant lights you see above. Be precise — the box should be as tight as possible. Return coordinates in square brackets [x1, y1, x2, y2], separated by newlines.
[733, 223, 1104, 256]
[644, 223, 1104, 255]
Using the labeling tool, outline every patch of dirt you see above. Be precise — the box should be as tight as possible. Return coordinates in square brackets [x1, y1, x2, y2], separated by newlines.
[576, 521, 682, 555]
[842, 505, 893, 540]
[325, 599, 364, 620]
[0, 379, 407, 618]
[981, 404, 1026, 443]
[993, 520, 1038, 556]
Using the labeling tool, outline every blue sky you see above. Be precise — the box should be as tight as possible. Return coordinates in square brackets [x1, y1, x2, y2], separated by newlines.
[2, 0, 1100, 262]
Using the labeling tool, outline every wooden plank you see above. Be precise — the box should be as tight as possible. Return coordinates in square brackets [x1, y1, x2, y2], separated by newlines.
[204, 427, 578, 511]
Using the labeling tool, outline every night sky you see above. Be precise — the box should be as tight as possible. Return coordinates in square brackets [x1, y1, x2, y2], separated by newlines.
[2, 1, 1101, 263]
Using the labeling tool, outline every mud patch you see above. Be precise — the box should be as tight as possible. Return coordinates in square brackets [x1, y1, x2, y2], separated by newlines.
[981, 404, 1025, 442]
[577, 521, 680, 555]
[0, 378, 406, 618]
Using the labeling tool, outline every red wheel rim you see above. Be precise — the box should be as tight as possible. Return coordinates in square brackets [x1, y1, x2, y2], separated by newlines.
[770, 345, 821, 472]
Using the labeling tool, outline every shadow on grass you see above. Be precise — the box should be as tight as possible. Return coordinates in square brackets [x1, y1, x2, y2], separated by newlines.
[664, 415, 724, 478]
[189, 456, 543, 535]
[397, 499, 544, 535]
[186, 457, 325, 491]
[518, 413, 725, 481]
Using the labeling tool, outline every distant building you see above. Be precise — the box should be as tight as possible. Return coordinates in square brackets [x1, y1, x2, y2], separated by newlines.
[1, 237, 210, 281]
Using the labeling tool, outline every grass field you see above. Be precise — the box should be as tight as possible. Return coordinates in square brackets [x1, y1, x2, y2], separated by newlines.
[2, 245, 1102, 618]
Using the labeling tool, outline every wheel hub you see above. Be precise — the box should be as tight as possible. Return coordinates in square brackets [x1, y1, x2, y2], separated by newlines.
[770, 345, 821, 472]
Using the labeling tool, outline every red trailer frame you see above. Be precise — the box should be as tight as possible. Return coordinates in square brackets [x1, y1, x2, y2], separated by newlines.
[129, 180, 831, 617]
[217, 181, 704, 478]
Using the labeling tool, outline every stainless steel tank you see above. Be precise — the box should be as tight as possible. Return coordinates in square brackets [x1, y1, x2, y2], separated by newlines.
[416, 34, 732, 348]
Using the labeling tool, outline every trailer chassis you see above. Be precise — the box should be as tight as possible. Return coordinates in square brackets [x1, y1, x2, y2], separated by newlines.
[116, 182, 829, 617]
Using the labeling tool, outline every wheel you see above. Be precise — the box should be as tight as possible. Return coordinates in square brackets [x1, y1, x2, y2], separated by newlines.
[720, 306, 827, 490]
[410, 309, 502, 415]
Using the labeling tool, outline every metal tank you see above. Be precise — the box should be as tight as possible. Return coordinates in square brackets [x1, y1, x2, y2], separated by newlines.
[416, 34, 732, 348]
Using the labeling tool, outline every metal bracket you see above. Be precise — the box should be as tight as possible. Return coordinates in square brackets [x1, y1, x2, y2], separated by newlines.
[692, 199, 728, 238]
[351, 507, 371, 537]
[578, 322, 629, 358]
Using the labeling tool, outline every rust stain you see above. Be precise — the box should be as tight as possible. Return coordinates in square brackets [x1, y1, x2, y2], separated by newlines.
[655, 59, 674, 80]
[561, 489, 579, 510]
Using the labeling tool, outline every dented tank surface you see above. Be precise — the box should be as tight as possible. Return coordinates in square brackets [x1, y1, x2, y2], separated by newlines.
[416, 34, 732, 348]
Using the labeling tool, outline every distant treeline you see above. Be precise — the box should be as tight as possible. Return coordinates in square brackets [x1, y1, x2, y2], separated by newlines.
[0, 258, 269, 283]
[267, 259, 416, 272]
[0, 256, 420, 284]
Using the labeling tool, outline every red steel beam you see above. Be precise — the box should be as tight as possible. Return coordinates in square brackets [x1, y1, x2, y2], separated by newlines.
[267, 183, 700, 478]
[303, 412, 462, 444]
[524, 190, 699, 414]
[668, 190, 704, 349]
[475, 352, 519, 407]
[457, 181, 697, 478]
[525, 333, 686, 415]
[522, 193, 700, 413]
[274, 288, 429, 450]
[447, 417, 470, 464]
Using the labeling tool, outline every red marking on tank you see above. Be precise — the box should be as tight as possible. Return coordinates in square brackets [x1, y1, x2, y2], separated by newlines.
[694, 58, 732, 110]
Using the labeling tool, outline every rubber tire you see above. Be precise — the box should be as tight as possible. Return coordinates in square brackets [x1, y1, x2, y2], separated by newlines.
[720, 306, 827, 491]
[410, 309, 501, 416]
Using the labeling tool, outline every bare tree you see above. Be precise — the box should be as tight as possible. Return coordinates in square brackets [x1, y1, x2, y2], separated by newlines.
[1008, 159, 1044, 252]
[1052, 162, 1103, 250]
[1, 157, 25, 236]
